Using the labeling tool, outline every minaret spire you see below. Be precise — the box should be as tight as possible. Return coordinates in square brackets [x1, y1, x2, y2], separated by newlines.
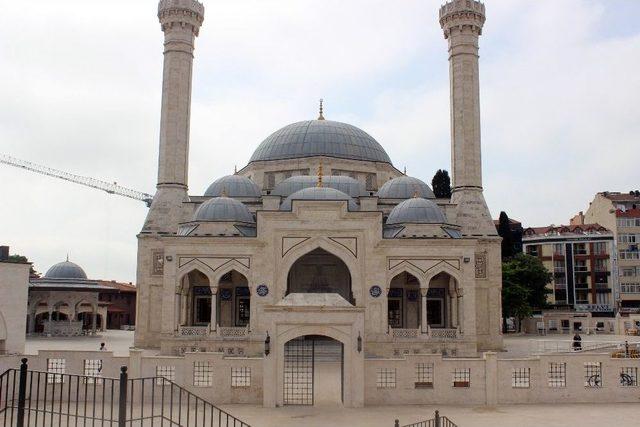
[317, 99, 325, 120]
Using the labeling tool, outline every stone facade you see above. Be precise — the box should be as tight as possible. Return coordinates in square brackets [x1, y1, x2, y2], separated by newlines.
[0, 257, 29, 354]
[134, 0, 502, 407]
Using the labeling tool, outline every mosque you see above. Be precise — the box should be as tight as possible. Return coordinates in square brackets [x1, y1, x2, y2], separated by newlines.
[134, 0, 501, 406]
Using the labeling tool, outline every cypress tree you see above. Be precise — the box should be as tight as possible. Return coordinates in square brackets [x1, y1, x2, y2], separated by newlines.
[431, 169, 452, 198]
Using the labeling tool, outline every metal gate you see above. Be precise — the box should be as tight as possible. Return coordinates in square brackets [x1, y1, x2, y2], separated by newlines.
[283, 337, 314, 405]
[0, 358, 251, 426]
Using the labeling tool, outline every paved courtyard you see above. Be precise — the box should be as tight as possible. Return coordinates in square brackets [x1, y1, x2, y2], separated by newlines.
[217, 403, 640, 427]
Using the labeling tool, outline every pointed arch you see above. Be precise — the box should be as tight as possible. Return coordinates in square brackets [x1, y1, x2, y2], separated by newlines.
[176, 261, 216, 288]
[424, 264, 462, 285]
[387, 263, 426, 290]
[277, 237, 361, 301]
[211, 261, 251, 288]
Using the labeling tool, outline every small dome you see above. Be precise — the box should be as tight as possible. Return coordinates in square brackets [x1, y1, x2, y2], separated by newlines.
[250, 120, 392, 163]
[378, 176, 435, 199]
[204, 175, 261, 198]
[45, 261, 88, 279]
[194, 196, 255, 223]
[387, 197, 446, 225]
[280, 187, 358, 211]
[273, 175, 364, 198]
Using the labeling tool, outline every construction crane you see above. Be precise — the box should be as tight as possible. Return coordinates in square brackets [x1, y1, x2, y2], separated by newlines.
[0, 154, 153, 207]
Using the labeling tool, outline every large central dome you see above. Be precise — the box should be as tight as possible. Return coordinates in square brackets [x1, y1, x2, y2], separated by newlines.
[249, 120, 392, 164]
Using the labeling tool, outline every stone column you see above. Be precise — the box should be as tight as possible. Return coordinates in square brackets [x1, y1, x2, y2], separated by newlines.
[452, 296, 459, 328]
[210, 290, 217, 331]
[143, 0, 205, 232]
[420, 288, 429, 334]
[174, 292, 181, 331]
[91, 307, 97, 335]
[439, 0, 495, 235]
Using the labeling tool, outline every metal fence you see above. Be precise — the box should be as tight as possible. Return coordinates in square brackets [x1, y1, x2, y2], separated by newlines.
[0, 358, 251, 427]
[395, 410, 457, 427]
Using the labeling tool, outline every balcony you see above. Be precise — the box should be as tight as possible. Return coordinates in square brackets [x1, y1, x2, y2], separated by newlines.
[176, 324, 250, 339]
[389, 327, 460, 340]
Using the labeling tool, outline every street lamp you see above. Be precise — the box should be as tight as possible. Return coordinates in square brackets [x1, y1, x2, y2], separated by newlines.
[264, 332, 271, 356]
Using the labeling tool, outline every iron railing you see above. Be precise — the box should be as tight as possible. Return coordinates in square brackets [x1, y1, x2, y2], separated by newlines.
[0, 358, 251, 427]
[395, 410, 458, 427]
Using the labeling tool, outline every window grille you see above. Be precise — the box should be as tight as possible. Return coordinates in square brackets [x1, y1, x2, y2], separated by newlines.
[415, 363, 434, 388]
[548, 363, 566, 387]
[83, 359, 103, 384]
[231, 367, 251, 387]
[193, 361, 213, 387]
[452, 368, 470, 387]
[512, 368, 530, 388]
[376, 368, 396, 388]
[584, 362, 602, 387]
[47, 358, 66, 384]
[620, 367, 638, 387]
[156, 366, 176, 385]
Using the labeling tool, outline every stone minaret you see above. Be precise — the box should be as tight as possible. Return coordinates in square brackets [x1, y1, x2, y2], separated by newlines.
[143, 0, 204, 232]
[439, 0, 495, 236]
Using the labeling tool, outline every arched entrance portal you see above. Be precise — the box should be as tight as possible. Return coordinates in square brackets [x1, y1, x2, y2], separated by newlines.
[286, 248, 353, 304]
[283, 335, 344, 406]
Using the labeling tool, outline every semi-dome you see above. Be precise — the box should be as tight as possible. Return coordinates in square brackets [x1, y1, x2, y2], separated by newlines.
[204, 175, 261, 198]
[250, 120, 392, 164]
[387, 197, 446, 225]
[44, 260, 88, 279]
[280, 187, 358, 211]
[378, 176, 435, 199]
[273, 175, 365, 198]
[194, 196, 255, 223]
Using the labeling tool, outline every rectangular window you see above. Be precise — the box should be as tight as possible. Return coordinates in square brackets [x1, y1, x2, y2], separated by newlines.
[595, 258, 607, 272]
[584, 362, 602, 388]
[574, 244, 587, 255]
[156, 366, 176, 386]
[553, 243, 563, 255]
[47, 358, 66, 384]
[553, 260, 565, 272]
[83, 359, 103, 384]
[548, 363, 566, 387]
[512, 368, 531, 388]
[593, 242, 608, 254]
[231, 367, 251, 387]
[193, 361, 213, 387]
[620, 283, 640, 294]
[415, 363, 434, 388]
[452, 368, 470, 388]
[620, 367, 638, 387]
[376, 368, 396, 388]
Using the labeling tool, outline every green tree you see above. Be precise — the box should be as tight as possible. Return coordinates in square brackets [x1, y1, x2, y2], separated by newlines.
[7, 254, 40, 277]
[502, 253, 552, 332]
[497, 211, 515, 259]
[431, 169, 452, 198]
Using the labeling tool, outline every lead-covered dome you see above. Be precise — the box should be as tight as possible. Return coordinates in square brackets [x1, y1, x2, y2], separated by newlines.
[378, 176, 435, 199]
[250, 120, 392, 163]
[387, 197, 446, 225]
[204, 175, 261, 198]
[45, 261, 88, 279]
[280, 187, 358, 211]
[273, 175, 364, 198]
[194, 196, 255, 223]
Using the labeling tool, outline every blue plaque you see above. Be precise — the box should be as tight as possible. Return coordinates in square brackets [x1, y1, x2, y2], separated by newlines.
[256, 284, 269, 297]
[369, 285, 382, 298]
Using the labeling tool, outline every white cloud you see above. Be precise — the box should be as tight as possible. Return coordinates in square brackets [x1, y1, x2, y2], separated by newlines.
[1, 0, 638, 281]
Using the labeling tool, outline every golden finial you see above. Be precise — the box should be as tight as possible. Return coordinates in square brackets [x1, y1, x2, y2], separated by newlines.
[403, 166, 407, 175]
[66, 253, 69, 262]
[316, 159, 324, 187]
[318, 98, 325, 120]
[234, 165, 237, 174]
[221, 187, 228, 197]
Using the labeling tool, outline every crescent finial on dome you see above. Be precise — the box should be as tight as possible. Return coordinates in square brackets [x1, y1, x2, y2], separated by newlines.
[318, 98, 325, 120]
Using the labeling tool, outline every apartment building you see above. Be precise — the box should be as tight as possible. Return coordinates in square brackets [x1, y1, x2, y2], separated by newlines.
[583, 191, 640, 313]
[522, 224, 615, 314]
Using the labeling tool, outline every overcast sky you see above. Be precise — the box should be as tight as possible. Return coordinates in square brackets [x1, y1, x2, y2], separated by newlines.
[1, 0, 639, 282]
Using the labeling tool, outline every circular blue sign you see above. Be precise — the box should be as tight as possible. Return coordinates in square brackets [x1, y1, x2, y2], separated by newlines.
[256, 284, 269, 297]
[369, 285, 382, 298]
